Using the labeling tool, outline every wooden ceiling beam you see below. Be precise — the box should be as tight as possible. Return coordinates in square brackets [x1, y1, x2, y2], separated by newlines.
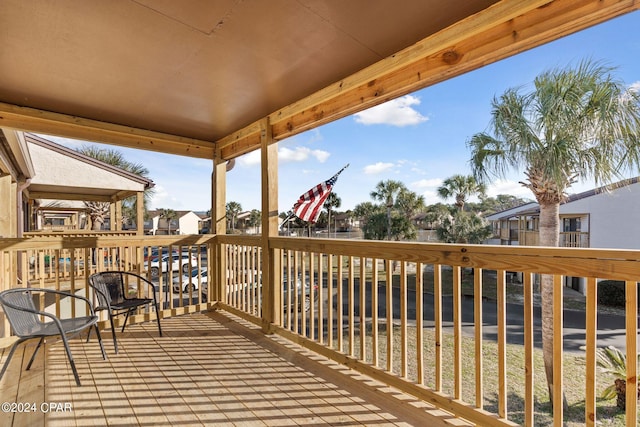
[28, 191, 113, 202]
[0, 102, 216, 159]
[218, 0, 640, 160]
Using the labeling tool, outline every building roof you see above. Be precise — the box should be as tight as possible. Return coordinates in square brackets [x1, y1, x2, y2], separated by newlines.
[485, 177, 640, 220]
[2, 1, 636, 161]
[25, 133, 154, 202]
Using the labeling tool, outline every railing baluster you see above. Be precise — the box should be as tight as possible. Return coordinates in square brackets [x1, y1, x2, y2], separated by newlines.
[317, 252, 324, 344]
[327, 254, 334, 347]
[284, 250, 292, 330]
[585, 277, 596, 427]
[386, 259, 393, 373]
[497, 269, 507, 418]
[372, 258, 379, 368]
[474, 267, 483, 408]
[257, 247, 262, 318]
[416, 262, 424, 385]
[337, 255, 343, 352]
[453, 265, 462, 399]
[360, 256, 366, 362]
[348, 255, 355, 357]
[70, 250, 76, 318]
[553, 274, 564, 426]
[293, 250, 300, 334]
[301, 251, 308, 338]
[309, 251, 315, 340]
[625, 279, 638, 426]
[400, 260, 407, 378]
[523, 272, 534, 426]
[434, 263, 442, 392]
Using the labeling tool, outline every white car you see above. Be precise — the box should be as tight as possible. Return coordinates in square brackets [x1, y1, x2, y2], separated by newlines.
[173, 267, 208, 293]
[148, 253, 198, 277]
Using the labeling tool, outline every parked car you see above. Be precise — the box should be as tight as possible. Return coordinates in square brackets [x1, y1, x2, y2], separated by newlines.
[205, 271, 318, 312]
[148, 253, 198, 277]
[283, 274, 318, 313]
[173, 267, 208, 294]
[143, 247, 178, 262]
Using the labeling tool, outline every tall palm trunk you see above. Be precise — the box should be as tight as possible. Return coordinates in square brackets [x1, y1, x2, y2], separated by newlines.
[539, 202, 561, 404]
[86, 201, 109, 231]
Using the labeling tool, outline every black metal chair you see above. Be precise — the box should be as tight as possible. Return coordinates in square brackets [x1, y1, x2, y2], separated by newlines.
[88, 271, 162, 354]
[0, 288, 107, 386]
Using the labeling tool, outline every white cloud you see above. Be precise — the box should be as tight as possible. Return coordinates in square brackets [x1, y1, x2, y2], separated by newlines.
[236, 150, 261, 167]
[410, 178, 443, 189]
[236, 145, 330, 167]
[419, 189, 441, 205]
[354, 95, 428, 127]
[629, 81, 640, 93]
[279, 146, 330, 163]
[408, 178, 443, 204]
[149, 184, 179, 209]
[486, 179, 531, 198]
[363, 162, 395, 175]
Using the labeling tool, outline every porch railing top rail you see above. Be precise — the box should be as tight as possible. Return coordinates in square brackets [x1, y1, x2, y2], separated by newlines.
[269, 236, 640, 282]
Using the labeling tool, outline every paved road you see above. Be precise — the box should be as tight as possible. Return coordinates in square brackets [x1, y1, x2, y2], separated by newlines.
[335, 280, 633, 353]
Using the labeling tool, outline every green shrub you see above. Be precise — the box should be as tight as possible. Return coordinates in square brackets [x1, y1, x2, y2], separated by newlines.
[597, 280, 640, 308]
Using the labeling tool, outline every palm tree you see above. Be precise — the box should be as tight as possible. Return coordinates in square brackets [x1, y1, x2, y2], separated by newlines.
[248, 209, 261, 233]
[226, 201, 242, 231]
[396, 188, 425, 218]
[436, 211, 492, 244]
[76, 145, 154, 230]
[370, 180, 406, 240]
[437, 174, 486, 212]
[159, 208, 178, 235]
[323, 192, 341, 236]
[596, 345, 640, 410]
[468, 59, 640, 404]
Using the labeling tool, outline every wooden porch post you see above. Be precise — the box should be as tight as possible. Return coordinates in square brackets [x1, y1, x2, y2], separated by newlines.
[108, 200, 114, 231]
[115, 199, 122, 231]
[260, 117, 281, 332]
[0, 175, 16, 238]
[136, 191, 144, 235]
[212, 158, 227, 304]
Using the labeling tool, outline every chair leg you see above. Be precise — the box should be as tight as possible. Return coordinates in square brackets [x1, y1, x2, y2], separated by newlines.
[59, 334, 81, 386]
[109, 314, 118, 354]
[26, 337, 45, 371]
[0, 338, 27, 381]
[94, 324, 107, 360]
[155, 303, 163, 337]
[121, 308, 134, 333]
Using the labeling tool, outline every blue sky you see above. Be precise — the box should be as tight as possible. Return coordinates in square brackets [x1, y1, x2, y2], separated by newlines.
[45, 11, 640, 213]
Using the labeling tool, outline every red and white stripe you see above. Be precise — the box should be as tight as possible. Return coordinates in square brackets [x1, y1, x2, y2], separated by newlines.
[292, 181, 333, 223]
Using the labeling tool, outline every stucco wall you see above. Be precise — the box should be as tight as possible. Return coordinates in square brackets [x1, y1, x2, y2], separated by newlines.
[29, 143, 144, 192]
[560, 182, 640, 249]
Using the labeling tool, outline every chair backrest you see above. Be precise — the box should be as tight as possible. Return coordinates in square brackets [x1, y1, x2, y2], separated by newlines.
[89, 272, 126, 309]
[0, 289, 43, 337]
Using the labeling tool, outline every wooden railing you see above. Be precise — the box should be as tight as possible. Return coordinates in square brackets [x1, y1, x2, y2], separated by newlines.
[560, 231, 590, 248]
[519, 230, 590, 248]
[1, 234, 639, 426]
[0, 234, 216, 330]
[220, 236, 640, 427]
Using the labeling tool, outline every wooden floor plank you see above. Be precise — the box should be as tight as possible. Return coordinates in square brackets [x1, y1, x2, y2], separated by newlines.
[0, 310, 468, 427]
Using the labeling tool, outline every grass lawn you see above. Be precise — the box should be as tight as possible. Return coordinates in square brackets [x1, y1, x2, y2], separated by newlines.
[337, 324, 632, 426]
[325, 259, 634, 425]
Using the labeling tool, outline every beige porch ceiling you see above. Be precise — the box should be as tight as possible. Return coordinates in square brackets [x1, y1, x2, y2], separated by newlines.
[1, 1, 639, 160]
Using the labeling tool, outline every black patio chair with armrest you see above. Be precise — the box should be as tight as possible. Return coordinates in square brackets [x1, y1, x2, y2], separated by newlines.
[88, 271, 162, 354]
[0, 288, 107, 386]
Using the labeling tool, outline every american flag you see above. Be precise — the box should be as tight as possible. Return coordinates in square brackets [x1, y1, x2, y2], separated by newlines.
[292, 164, 349, 223]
